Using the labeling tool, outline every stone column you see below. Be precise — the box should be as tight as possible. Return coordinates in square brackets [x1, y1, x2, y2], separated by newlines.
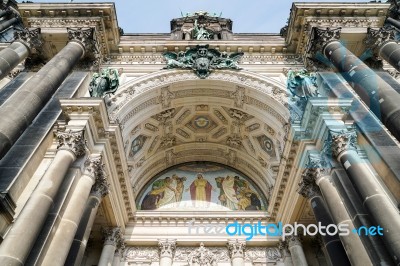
[65, 173, 109, 266]
[308, 27, 400, 141]
[0, 27, 97, 159]
[227, 240, 246, 266]
[302, 154, 372, 265]
[98, 228, 124, 266]
[0, 130, 85, 266]
[0, 28, 41, 81]
[277, 241, 294, 266]
[365, 26, 400, 72]
[112, 244, 125, 266]
[41, 155, 106, 266]
[326, 129, 400, 264]
[158, 239, 176, 266]
[297, 174, 351, 266]
[286, 236, 307, 266]
[0, 17, 18, 32]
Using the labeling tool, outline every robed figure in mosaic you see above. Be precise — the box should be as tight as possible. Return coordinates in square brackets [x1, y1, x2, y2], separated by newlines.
[188, 173, 213, 202]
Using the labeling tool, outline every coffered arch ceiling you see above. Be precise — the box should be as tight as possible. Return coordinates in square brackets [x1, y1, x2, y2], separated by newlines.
[107, 69, 290, 203]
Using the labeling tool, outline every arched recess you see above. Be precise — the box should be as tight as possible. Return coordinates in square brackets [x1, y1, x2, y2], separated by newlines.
[106, 69, 290, 205]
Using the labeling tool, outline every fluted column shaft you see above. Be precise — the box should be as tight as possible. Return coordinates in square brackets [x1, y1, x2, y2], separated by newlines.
[158, 239, 176, 266]
[99, 228, 124, 266]
[0, 130, 85, 266]
[66, 185, 108, 265]
[298, 180, 350, 266]
[327, 130, 400, 264]
[41, 156, 105, 266]
[0, 28, 95, 158]
[287, 236, 307, 266]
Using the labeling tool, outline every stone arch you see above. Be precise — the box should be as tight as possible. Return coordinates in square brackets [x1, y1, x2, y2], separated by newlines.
[107, 69, 290, 206]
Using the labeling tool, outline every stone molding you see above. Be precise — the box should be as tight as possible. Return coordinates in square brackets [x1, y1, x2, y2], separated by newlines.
[158, 239, 177, 258]
[55, 129, 86, 158]
[227, 239, 246, 259]
[14, 28, 42, 53]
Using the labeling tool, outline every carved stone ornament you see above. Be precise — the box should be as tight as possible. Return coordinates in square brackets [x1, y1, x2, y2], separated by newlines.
[306, 27, 341, 56]
[187, 243, 217, 266]
[14, 28, 42, 52]
[162, 44, 244, 78]
[297, 176, 321, 199]
[301, 153, 331, 186]
[90, 166, 109, 198]
[227, 240, 246, 259]
[67, 27, 98, 54]
[158, 239, 177, 258]
[364, 26, 395, 51]
[103, 227, 124, 246]
[55, 129, 86, 158]
[83, 155, 103, 178]
[325, 129, 357, 158]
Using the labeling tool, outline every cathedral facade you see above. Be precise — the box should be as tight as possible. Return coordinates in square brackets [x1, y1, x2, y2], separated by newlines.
[0, 0, 399, 265]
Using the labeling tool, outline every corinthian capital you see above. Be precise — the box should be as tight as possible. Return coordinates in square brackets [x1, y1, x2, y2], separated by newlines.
[103, 227, 124, 246]
[67, 27, 98, 54]
[364, 27, 395, 51]
[55, 130, 86, 158]
[14, 28, 42, 53]
[287, 235, 302, 248]
[90, 168, 109, 198]
[298, 176, 321, 199]
[307, 27, 341, 56]
[227, 239, 246, 259]
[158, 239, 176, 258]
[301, 154, 331, 184]
[83, 155, 103, 179]
[325, 130, 357, 158]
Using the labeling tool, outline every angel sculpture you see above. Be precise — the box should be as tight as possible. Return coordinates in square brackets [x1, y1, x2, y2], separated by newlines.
[89, 68, 121, 97]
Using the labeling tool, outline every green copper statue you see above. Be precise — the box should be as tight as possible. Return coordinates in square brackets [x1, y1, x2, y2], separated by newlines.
[162, 44, 243, 78]
[89, 68, 121, 97]
[286, 69, 318, 98]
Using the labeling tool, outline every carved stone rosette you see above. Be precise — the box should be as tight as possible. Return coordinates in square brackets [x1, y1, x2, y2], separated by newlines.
[364, 27, 395, 51]
[14, 28, 42, 53]
[325, 130, 357, 158]
[158, 239, 177, 258]
[306, 27, 341, 56]
[103, 227, 124, 247]
[55, 129, 86, 158]
[227, 240, 246, 259]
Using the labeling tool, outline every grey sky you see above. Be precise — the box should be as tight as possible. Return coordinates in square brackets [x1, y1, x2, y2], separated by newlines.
[25, 0, 375, 33]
